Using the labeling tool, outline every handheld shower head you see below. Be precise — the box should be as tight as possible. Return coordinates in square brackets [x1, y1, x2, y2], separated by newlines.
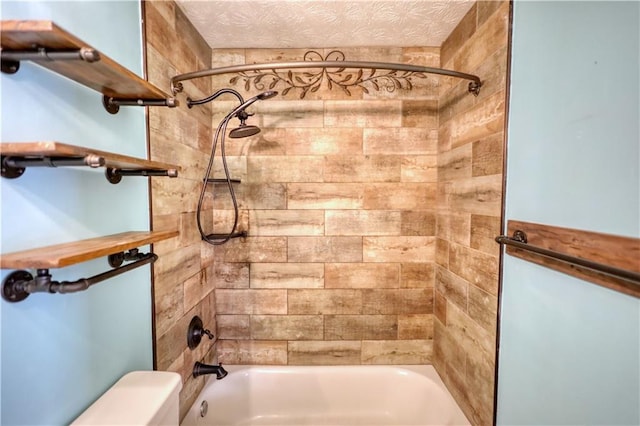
[257, 90, 278, 100]
[229, 124, 261, 138]
[226, 91, 279, 138]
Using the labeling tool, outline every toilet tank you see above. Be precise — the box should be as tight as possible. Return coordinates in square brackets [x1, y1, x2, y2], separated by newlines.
[71, 371, 182, 425]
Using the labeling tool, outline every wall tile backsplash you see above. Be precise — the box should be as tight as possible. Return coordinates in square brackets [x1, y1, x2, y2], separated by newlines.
[147, 2, 509, 424]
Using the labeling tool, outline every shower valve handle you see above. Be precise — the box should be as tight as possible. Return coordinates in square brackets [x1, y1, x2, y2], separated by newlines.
[201, 328, 214, 340]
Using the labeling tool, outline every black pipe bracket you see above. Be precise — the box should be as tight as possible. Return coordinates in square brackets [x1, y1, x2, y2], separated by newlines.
[1, 46, 100, 75]
[1, 251, 157, 303]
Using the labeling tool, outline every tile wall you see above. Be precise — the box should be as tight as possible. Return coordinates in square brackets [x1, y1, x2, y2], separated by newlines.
[435, 2, 509, 425]
[207, 47, 441, 365]
[144, 1, 509, 423]
[144, 1, 218, 417]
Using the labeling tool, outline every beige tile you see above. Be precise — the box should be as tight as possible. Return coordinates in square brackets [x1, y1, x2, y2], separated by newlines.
[151, 177, 200, 216]
[478, 0, 508, 28]
[250, 210, 324, 236]
[324, 155, 401, 183]
[363, 128, 438, 155]
[214, 237, 287, 262]
[473, 46, 508, 104]
[472, 132, 504, 177]
[361, 340, 432, 364]
[325, 263, 400, 289]
[450, 212, 472, 246]
[324, 100, 402, 128]
[325, 210, 401, 236]
[217, 315, 250, 339]
[251, 315, 324, 340]
[215, 289, 287, 314]
[453, 1, 509, 73]
[401, 156, 438, 183]
[288, 289, 362, 314]
[402, 99, 438, 128]
[402, 46, 440, 67]
[288, 237, 363, 262]
[288, 183, 364, 209]
[210, 156, 247, 183]
[468, 285, 498, 332]
[363, 236, 435, 263]
[183, 270, 211, 312]
[436, 266, 469, 312]
[325, 315, 398, 340]
[440, 3, 477, 67]
[445, 174, 503, 217]
[433, 319, 465, 369]
[438, 143, 472, 182]
[225, 130, 286, 156]
[217, 340, 288, 364]
[449, 243, 499, 295]
[436, 238, 449, 268]
[250, 263, 324, 289]
[363, 288, 433, 314]
[434, 290, 447, 325]
[288, 341, 361, 365]
[466, 347, 497, 426]
[364, 183, 436, 210]
[401, 211, 436, 236]
[446, 302, 496, 363]
[258, 100, 325, 128]
[245, 183, 287, 209]
[470, 214, 501, 257]
[398, 314, 434, 340]
[156, 313, 191, 371]
[400, 263, 435, 288]
[448, 91, 506, 149]
[283, 128, 363, 155]
[247, 156, 324, 183]
[214, 262, 250, 289]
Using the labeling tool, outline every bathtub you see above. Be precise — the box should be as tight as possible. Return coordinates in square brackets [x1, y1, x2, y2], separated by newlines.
[181, 365, 470, 426]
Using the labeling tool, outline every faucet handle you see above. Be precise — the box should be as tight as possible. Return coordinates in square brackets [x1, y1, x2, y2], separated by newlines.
[187, 316, 214, 350]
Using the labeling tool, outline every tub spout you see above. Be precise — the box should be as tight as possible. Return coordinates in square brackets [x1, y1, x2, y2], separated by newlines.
[193, 362, 228, 380]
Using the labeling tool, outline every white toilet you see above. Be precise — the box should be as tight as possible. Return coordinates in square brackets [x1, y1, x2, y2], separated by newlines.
[71, 371, 182, 425]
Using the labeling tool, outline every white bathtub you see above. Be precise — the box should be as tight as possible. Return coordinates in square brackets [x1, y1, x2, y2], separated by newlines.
[181, 365, 470, 426]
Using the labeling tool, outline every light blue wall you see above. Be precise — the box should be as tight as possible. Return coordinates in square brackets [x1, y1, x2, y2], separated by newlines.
[498, 1, 640, 425]
[0, 1, 153, 424]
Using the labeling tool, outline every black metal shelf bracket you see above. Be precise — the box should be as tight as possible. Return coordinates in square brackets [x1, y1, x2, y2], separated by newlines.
[1, 47, 100, 75]
[1, 155, 105, 179]
[0, 47, 177, 114]
[0, 156, 177, 183]
[1, 250, 158, 303]
[105, 167, 178, 184]
[102, 95, 178, 115]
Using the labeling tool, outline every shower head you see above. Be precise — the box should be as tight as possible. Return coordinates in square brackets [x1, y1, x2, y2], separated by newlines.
[229, 124, 261, 138]
[256, 90, 278, 100]
[226, 91, 278, 138]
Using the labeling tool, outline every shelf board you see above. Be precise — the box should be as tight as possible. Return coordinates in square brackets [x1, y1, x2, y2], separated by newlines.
[0, 142, 180, 173]
[0, 230, 178, 269]
[1, 20, 169, 100]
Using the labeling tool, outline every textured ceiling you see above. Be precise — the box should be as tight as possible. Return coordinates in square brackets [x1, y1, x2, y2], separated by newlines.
[175, 1, 475, 49]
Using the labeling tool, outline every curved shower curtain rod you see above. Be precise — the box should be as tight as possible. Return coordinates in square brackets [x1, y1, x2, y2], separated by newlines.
[170, 52, 482, 97]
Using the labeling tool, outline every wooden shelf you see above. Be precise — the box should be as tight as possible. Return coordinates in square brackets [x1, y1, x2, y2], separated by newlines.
[1, 20, 174, 108]
[1, 142, 180, 179]
[503, 220, 640, 298]
[0, 230, 178, 269]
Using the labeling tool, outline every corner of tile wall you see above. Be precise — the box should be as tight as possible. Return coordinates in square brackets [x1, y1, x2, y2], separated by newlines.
[144, 0, 217, 420]
[436, 1, 510, 425]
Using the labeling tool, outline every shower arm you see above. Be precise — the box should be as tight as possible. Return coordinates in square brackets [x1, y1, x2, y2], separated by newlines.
[171, 60, 482, 96]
